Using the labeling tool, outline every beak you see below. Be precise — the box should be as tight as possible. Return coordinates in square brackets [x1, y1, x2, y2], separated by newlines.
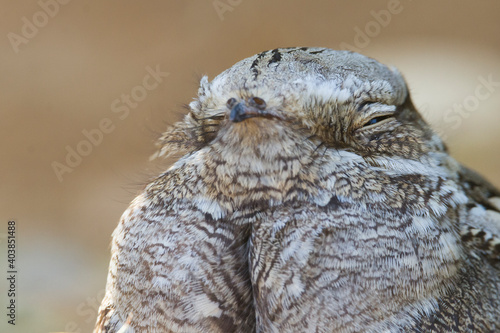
[228, 97, 277, 123]
[229, 102, 262, 122]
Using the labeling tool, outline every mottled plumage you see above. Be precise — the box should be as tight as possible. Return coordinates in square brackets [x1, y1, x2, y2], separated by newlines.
[95, 47, 500, 333]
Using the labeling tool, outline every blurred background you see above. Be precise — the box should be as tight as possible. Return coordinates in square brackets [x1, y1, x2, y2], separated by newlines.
[0, 1, 499, 332]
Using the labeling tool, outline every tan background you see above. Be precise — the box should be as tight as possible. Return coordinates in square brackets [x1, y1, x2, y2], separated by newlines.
[0, 1, 499, 332]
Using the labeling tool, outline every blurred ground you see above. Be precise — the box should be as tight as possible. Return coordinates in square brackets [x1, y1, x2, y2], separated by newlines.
[0, 1, 499, 332]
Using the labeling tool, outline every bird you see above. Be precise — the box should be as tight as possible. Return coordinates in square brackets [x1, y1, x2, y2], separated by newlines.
[95, 47, 500, 333]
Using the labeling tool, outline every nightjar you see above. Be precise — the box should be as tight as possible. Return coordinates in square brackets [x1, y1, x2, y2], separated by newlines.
[95, 47, 500, 333]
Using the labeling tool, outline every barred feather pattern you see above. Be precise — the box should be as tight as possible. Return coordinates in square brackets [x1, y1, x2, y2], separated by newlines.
[95, 47, 500, 333]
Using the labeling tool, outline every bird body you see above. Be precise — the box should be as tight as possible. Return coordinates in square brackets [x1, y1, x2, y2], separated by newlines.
[95, 47, 500, 332]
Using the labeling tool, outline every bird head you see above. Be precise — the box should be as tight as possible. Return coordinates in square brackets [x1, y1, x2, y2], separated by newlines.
[154, 48, 445, 168]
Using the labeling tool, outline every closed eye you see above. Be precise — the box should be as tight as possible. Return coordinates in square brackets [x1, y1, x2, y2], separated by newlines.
[362, 115, 394, 128]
